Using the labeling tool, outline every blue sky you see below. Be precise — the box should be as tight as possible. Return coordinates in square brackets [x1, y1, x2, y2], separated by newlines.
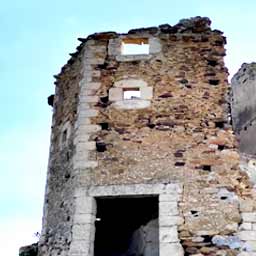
[1, 1, 256, 255]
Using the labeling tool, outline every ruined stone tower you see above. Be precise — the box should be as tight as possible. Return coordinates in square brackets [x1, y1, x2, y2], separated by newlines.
[36, 17, 256, 256]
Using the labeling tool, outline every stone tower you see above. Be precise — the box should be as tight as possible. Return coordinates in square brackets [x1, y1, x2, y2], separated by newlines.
[37, 17, 256, 256]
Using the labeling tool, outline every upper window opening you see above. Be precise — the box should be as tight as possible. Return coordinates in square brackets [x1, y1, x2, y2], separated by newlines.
[121, 38, 149, 55]
[123, 88, 141, 100]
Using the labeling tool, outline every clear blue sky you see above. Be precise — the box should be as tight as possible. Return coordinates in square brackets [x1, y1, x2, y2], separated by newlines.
[1, 1, 256, 255]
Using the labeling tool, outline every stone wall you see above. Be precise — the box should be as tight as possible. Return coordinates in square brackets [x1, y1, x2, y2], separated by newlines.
[231, 63, 256, 155]
[36, 17, 256, 256]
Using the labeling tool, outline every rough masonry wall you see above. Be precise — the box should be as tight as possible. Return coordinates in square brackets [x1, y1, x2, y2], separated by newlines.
[87, 18, 253, 255]
[37, 17, 256, 256]
[39, 44, 84, 255]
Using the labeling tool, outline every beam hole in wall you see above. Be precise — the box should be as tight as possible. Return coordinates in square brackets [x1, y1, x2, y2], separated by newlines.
[201, 165, 212, 172]
[96, 141, 107, 152]
[99, 122, 109, 130]
[123, 88, 141, 100]
[94, 196, 159, 256]
[121, 38, 149, 55]
[209, 79, 220, 86]
[62, 129, 67, 144]
[215, 121, 225, 129]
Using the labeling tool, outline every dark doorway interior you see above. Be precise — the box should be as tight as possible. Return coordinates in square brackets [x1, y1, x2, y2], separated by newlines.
[94, 196, 159, 256]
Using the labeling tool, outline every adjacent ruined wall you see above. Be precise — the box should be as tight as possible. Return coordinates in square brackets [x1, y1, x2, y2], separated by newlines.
[231, 63, 256, 155]
[35, 17, 256, 256]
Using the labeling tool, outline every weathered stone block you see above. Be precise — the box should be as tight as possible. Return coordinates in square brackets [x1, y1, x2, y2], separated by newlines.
[73, 213, 95, 224]
[77, 108, 98, 118]
[75, 196, 96, 214]
[239, 231, 256, 241]
[78, 95, 99, 103]
[76, 125, 101, 134]
[149, 37, 162, 54]
[109, 87, 123, 101]
[76, 141, 96, 152]
[242, 213, 256, 223]
[159, 226, 179, 242]
[159, 216, 184, 226]
[73, 160, 98, 169]
[159, 202, 179, 216]
[240, 223, 252, 231]
[160, 242, 184, 256]
[141, 86, 153, 100]
[72, 224, 95, 240]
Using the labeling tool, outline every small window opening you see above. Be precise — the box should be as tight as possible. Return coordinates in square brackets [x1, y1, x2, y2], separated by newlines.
[94, 196, 159, 256]
[123, 88, 141, 100]
[121, 38, 149, 55]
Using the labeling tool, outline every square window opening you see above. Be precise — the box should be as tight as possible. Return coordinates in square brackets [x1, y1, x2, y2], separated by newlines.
[121, 38, 149, 55]
[123, 88, 141, 100]
[94, 196, 159, 256]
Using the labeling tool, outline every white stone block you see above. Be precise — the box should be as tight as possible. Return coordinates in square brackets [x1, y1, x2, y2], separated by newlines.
[160, 242, 184, 256]
[116, 54, 150, 62]
[73, 188, 87, 198]
[113, 99, 150, 109]
[75, 197, 96, 214]
[72, 152, 90, 163]
[109, 87, 123, 101]
[149, 37, 162, 54]
[242, 213, 256, 223]
[159, 216, 184, 227]
[76, 125, 101, 134]
[76, 141, 96, 152]
[238, 252, 256, 256]
[85, 82, 102, 90]
[239, 231, 256, 241]
[240, 222, 252, 231]
[73, 160, 98, 169]
[72, 224, 95, 240]
[82, 89, 97, 96]
[159, 202, 179, 216]
[244, 241, 256, 252]
[74, 134, 90, 144]
[77, 102, 90, 110]
[160, 226, 179, 243]
[159, 194, 180, 202]
[69, 240, 90, 254]
[78, 95, 99, 103]
[114, 79, 148, 88]
[141, 86, 153, 100]
[164, 183, 183, 194]
[74, 213, 95, 225]
[74, 118, 91, 129]
[77, 109, 98, 117]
